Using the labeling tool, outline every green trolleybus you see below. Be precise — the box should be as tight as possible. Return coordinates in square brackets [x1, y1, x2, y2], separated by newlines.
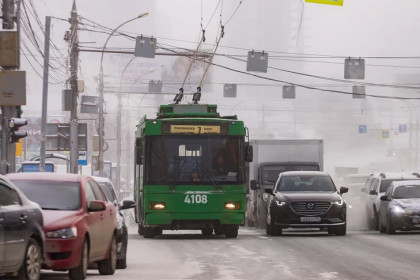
[134, 104, 253, 238]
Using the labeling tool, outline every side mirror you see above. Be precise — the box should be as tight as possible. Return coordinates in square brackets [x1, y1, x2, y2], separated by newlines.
[340, 187, 349, 194]
[361, 188, 367, 193]
[121, 200, 136, 210]
[245, 143, 253, 162]
[369, 190, 377, 195]
[250, 180, 258, 190]
[380, 195, 390, 201]
[89, 200, 106, 212]
[265, 188, 274, 195]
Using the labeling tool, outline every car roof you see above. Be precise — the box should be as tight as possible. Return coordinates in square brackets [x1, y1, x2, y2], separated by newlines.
[91, 176, 112, 183]
[369, 172, 420, 179]
[5, 172, 86, 182]
[280, 171, 330, 176]
[391, 180, 420, 187]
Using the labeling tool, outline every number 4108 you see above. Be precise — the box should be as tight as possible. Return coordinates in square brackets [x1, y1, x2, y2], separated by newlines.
[184, 194, 208, 204]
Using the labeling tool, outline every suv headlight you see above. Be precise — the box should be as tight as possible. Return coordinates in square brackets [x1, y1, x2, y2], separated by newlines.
[46, 227, 77, 239]
[334, 199, 344, 206]
[275, 201, 286, 207]
[391, 205, 405, 214]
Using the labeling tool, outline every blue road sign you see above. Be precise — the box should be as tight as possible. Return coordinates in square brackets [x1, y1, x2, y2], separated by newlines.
[399, 124, 407, 133]
[78, 151, 88, 166]
[359, 125, 367, 134]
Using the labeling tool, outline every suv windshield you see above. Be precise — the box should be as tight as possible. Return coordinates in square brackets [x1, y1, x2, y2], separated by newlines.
[11, 180, 81, 210]
[393, 185, 420, 199]
[261, 164, 320, 184]
[277, 175, 336, 192]
[147, 136, 243, 185]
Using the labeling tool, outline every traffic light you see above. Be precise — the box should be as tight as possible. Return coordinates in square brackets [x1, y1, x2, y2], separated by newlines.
[8, 118, 28, 143]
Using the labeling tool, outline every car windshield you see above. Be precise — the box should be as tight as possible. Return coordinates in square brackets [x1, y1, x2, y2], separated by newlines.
[393, 185, 420, 199]
[147, 135, 243, 185]
[97, 182, 117, 202]
[380, 179, 420, 193]
[11, 180, 81, 210]
[277, 175, 336, 192]
[261, 164, 319, 184]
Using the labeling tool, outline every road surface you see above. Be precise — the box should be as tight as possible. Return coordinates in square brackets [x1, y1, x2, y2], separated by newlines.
[39, 225, 420, 280]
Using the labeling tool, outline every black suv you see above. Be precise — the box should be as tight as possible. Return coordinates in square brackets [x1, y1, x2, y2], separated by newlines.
[265, 171, 348, 236]
[0, 175, 44, 280]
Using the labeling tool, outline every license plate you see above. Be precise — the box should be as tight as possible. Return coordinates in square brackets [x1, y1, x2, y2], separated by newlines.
[300, 217, 321, 222]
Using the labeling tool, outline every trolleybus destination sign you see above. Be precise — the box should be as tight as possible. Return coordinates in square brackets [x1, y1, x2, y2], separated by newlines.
[170, 125, 221, 134]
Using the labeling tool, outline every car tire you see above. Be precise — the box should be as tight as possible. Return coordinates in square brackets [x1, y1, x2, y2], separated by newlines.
[116, 234, 128, 269]
[214, 228, 224, 235]
[266, 222, 282, 236]
[201, 229, 213, 236]
[225, 226, 239, 238]
[69, 239, 88, 280]
[143, 227, 156, 239]
[379, 216, 386, 233]
[386, 217, 395, 234]
[98, 235, 117, 275]
[17, 238, 42, 280]
[374, 209, 379, 231]
[334, 224, 346, 236]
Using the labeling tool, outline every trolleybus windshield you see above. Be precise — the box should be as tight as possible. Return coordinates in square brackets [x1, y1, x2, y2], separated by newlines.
[146, 136, 243, 185]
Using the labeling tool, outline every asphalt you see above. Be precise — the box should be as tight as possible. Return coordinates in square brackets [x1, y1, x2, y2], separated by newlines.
[38, 225, 420, 280]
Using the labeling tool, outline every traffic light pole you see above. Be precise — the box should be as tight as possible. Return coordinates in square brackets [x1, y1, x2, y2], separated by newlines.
[1, 0, 17, 174]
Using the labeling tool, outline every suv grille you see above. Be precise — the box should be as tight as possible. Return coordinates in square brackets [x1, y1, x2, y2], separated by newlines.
[290, 201, 331, 216]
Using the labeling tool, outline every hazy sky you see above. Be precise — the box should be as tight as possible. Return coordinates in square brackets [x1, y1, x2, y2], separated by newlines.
[16, 0, 420, 174]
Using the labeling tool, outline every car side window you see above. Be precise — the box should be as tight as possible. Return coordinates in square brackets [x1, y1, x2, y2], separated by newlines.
[0, 183, 21, 206]
[84, 182, 96, 207]
[89, 181, 108, 202]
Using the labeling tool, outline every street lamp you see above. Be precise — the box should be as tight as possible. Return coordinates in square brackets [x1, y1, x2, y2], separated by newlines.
[98, 12, 149, 177]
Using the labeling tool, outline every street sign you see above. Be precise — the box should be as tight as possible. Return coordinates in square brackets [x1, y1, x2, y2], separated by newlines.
[78, 151, 87, 166]
[381, 130, 390, 139]
[135, 36, 156, 58]
[223, 84, 237, 98]
[345, 58, 365, 79]
[359, 125, 367, 134]
[399, 124, 407, 133]
[246, 50, 268, 73]
[283, 85, 296, 99]
[62, 89, 73, 111]
[148, 80, 162, 93]
[80, 95, 98, 114]
[0, 70, 26, 106]
[305, 0, 343, 5]
[46, 123, 87, 151]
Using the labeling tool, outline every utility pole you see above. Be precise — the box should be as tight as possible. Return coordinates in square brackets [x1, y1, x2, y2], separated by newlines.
[1, 0, 17, 174]
[69, 0, 79, 174]
[40, 16, 51, 172]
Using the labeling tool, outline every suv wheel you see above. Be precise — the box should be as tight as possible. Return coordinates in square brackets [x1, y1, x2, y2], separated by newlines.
[17, 238, 42, 280]
[98, 235, 117, 275]
[143, 227, 156, 239]
[386, 217, 395, 234]
[379, 216, 386, 233]
[266, 219, 282, 236]
[116, 233, 128, 269]
[201, 228, 213, 236]
[333, 224, 346, 236]
[69, 239, 88, 280]
[373, 210, 379, 231]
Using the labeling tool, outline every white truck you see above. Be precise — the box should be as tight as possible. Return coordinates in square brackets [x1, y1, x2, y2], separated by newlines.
[246, 139, 324, 228]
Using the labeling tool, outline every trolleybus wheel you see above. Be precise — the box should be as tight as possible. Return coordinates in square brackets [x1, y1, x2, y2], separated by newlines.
[143, 227, 155, 238]
[225, 226, 238, 238]
[201, 229, 213, 236]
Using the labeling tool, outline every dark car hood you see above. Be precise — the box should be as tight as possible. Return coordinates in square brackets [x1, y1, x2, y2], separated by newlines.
[394, 199, 420, 212]
[276, 192, 341, 202]
[42, 210, 83, 232]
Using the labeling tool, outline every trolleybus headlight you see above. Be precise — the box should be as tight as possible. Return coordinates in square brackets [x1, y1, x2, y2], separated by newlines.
[150, 202, 166, 210]
[225, 202, 240, 210]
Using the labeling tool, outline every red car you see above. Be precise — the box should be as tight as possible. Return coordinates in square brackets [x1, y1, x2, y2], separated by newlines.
[6, 173, 118, 280]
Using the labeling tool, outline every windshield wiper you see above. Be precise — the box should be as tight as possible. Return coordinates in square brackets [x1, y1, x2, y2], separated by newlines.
[199, 164, 222, 190]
